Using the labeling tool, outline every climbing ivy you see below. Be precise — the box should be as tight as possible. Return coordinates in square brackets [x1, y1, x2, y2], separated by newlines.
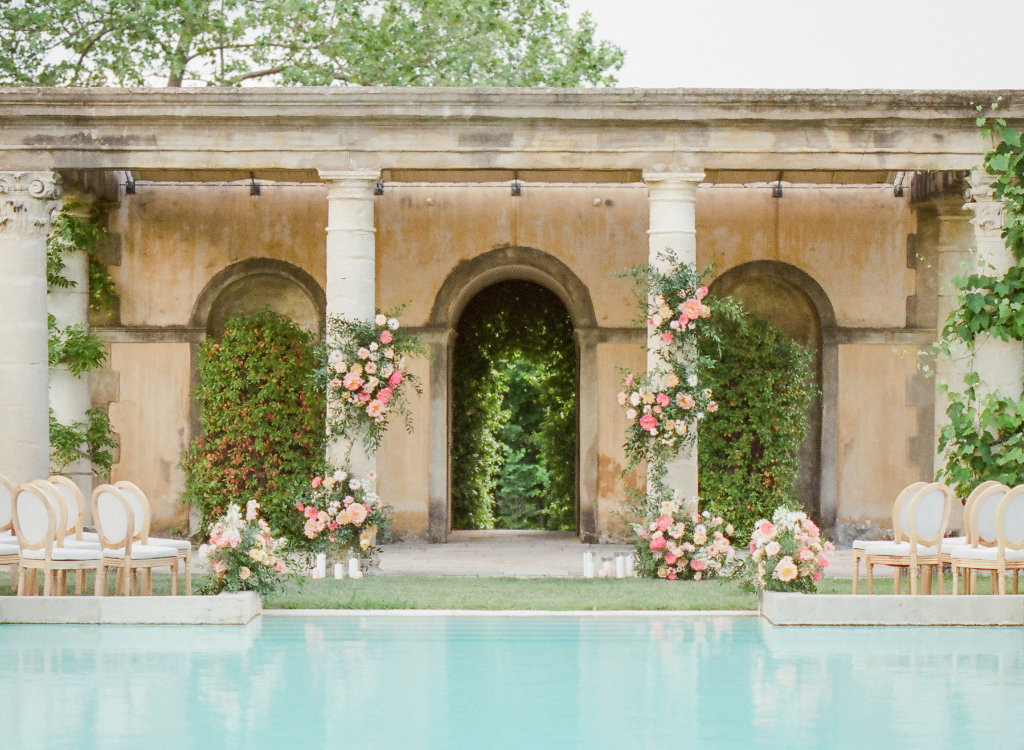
[180, 310, 326, 538]
[934, 104, 1024, 492]
[697, 303, 817, 542]
[46, 203, 119, 476]
[451, 281, 576, 531]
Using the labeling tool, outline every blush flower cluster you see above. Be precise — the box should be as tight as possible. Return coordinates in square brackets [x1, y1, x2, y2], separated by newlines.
[321, 309, 424, 453]
[632, 496, 740, 580]
[199, 501, 288, 596]
[738, 507, 835, 593]
[296, 468, 389, 570]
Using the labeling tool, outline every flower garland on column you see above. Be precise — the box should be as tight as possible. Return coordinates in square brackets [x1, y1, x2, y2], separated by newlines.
[295, 307, 425, 570]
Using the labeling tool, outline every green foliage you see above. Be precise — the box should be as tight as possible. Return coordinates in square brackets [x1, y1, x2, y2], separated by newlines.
[697, 304, 816, 541]
[317, 309, 424, 456]
[48, 315, 107, 375]
[451, 281, 576, 531]
[181, 310, 326, 538]
[1, 0, 623, 87]
[48, 407, 119, 476]
[936, 107, 1024, 494]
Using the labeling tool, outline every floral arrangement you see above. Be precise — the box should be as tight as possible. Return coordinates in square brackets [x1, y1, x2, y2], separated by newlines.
[199, 500, 289, 596]
[632, 494, 740, 580]
[294, 467, 390, 570]
[737, 507, 834, 593]
[318, 308, 425, 453]
[616, 252, 718, 483]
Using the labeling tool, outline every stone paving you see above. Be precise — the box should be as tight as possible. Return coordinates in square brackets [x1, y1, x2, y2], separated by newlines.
[377, 530, 858, 578]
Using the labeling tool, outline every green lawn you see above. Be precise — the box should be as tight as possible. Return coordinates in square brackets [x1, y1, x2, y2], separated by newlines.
[1, 569, 1007, 609]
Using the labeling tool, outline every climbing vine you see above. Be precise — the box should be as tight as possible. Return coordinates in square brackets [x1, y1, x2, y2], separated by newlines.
[697, 304, 817, 542]
[934, 104, 1024, 492]
[46, 203, 119, 476]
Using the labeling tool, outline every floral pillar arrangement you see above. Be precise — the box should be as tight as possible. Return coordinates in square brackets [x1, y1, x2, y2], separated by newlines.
[303, 309, 423, 571]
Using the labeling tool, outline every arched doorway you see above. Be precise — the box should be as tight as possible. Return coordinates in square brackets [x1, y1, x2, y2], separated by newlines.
[426, 247, 599, 542]
[450, 280, 577, 531]
[710, 261, 837, 524]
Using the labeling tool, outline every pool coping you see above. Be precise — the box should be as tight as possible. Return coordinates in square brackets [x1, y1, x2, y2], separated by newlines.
[0, 592, 261, 625]
[760, 591, 1024, 626]
[262, 609, 759, 617]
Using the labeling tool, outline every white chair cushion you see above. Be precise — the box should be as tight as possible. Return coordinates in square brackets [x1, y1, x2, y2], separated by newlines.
[147, 537, 191, 552]
[61, 539, 102, 550]
[102, 544, 179, 560]
[21, 547, 103, 561]
[945, 536, 967, 545]
[78, 531, 100, 543]
[950, 547, 1024, 562]
[0, 541, 19, 555]
[862, 541, 939, 557]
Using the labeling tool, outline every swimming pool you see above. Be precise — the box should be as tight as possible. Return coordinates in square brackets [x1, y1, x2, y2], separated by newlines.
[1, 614, 1021, 749]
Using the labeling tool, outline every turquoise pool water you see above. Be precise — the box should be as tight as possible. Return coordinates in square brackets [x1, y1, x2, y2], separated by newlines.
[1, 615, 1022, 749]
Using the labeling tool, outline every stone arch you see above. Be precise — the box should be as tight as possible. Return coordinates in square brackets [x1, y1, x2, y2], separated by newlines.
[425, 246, 600, 542]
[191, 258, 326, 338]
[710, 261, 839, 529]
[188, 258, 326, 442]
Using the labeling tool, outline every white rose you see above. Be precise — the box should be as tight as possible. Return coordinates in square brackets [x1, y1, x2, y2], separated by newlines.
[626, 408, 637, 421]
[333, 362, 347, 374]
[629, 392, 641, 406]
[369, 342, 379, 351]
[617, 392, 627, 406]
[388, 318, 400, 330]
[385, 348, 395, 359]
[651, 314, 663, 326]
[374, 314, 387, 326]
[349, 479, 361, 490]
[688, 374, 699, 387]
[328, 350, 343, 364]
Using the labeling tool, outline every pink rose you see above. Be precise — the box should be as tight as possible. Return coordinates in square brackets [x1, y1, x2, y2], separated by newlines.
[708, 401, 718, 413]
[690, 558, 707, 571]
[749, 540, 757, 554]
[695, 286, 709, 300]
[388, 370, 403, 387]
[380, 330, 393, 344]
[329, 378, 342, 388]
[681, 299, 702, 318]
[677, 315, 690, 326]
[640, 528, 650, 538]
[343, 372, 363, 391]
[656, 515, 673, 532]
[378, 387, 393, 404]
[296, 502, 304, 511]
[656, 393, 670, 407]
[639, 414, 658, 431]
[358, 392, 371, 402]
[305, 506, 318, 520]
[625, 374, 633, 387]
[801, 518, 820, 537]
[756, 520, 775, 538]
[661, 332, 673, 343]
[348, 503, 369, 525]
[818, 556, 830, 568]
[812, 572, 822, 581]
[677, 394, 695, 410]
[665, 553, 677, 565]
[798, 547, 815, 562]
[649, 537, 666, 551]
[668, 572, 677, 580]
[311, 477, 322, 489]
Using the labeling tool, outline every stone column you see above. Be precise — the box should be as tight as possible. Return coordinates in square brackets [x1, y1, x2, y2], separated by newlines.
[964, 170, 1024, 403]
[0, 172, 62, 484]
[49, 189, 94, 503]
[319, 169, 380, 477]
[643, 171, 704, 504]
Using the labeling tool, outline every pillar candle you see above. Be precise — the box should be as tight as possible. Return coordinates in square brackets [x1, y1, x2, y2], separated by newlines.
[334, 563, 344, 580]
[583, 551, 594, 578]
[615, 555, 626, 579]
[348, 557, 360, 578]
[316, 553, 327, 579]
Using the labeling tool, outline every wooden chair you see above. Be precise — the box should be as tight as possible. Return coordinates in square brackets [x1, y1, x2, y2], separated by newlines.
[12, 483, 105, 596]
[945, 483, 1009, 594]
[93, 484, 179, 596]
[945, 480, 1003, 548]
[115, 481, 193, 595]
[860, 483, 954, 595]
[951, 485, 1024, 595]
[852, 482, 925, 594]
[49, 475, 103, 593]
[0, 473, 18, 591]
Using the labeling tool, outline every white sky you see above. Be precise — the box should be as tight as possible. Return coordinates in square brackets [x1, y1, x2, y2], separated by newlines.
[568, 0, 1024, 89]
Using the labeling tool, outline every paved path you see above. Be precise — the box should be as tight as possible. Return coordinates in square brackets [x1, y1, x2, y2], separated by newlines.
[378, 531, 859, 579]
[379, 531, 633, 577]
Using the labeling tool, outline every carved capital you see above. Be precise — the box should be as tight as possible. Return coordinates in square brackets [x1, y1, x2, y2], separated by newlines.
[0, 171, 63, 236]
[964, 169, 1003, 234]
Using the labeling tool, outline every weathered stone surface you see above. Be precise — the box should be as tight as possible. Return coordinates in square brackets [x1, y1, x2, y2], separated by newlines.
[0, 591, 261, 624]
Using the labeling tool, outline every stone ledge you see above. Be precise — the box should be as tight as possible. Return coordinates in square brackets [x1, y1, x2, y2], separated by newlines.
[0, 592, 261, 625]
[760, 591, 1024, 626]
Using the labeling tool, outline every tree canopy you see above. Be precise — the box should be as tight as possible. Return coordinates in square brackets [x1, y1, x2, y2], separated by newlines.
[1, 0, 624, 87]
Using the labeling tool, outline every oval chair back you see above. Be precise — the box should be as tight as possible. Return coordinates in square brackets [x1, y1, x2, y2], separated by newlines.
[48, 476, 86, 539]
[905, 483, 953, 549]
[961, 481, 1003, 539]
[892, 482, 928, 544]
[114, 481, 151, 542]
[968, 484, 1009, 548]
[29, 480, 69, 546]
[92, 485, 135, 554]
[0, 473, 13, 535]
[11, 484, 56, 558]
[996, 486, 1024, 555]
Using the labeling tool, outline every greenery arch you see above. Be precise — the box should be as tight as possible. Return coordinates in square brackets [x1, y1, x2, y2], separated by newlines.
[451, 280, 577, 531]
